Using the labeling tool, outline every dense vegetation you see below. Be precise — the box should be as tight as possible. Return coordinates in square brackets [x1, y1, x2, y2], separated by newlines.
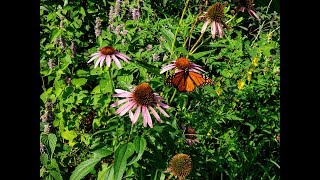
[40, 0, 280, 179]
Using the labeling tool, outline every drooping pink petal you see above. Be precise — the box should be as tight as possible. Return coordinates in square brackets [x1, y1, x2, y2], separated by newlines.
[131, 105, 141, 124]
[115, 101, 136, 115]
[158, 102, 170, 109]
[141, 106, 148, 127]
[129, 110, 134, 121]
[190, 65, 205, 72]
[201, 20, 211, 34]
[110, 98, 128, 107]
[115, 89, 131, 94]
[190, 63, 204, 68]
[211, 21, 216, 39]
[156, 106, 170, 117]
[115, 53, 130, 63]
[106, 55, 111, 67]
[144, 106, 153, 128]
[188, 69, 201, 73]
[154, 95, 165, 101]
[216, 21, 223, 38]
[249, 10, 260, 20]
[116, 52, 131, 60]
[94, 55, 104, 68]
[240, 6, 245, 12]
[149, 106, 161, 122]
[119, 101, 137, 116]
[88, 54, 101, 63]
[175, 69, 184, 74]
[160, 64, 176, 74]
[112, 55, 122, 69]
[99, 56, 106, 67]
[90, 52, 100, 57]
[113, 92, 133, 98]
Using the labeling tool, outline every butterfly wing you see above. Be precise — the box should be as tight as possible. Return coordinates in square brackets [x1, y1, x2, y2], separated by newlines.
[189, 71, 214, 87]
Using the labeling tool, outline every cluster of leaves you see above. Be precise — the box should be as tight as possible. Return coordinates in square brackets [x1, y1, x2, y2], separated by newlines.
[40, 0, 280, 179]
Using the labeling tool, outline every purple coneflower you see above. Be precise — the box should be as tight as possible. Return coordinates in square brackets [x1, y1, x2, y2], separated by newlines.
[87, 46, 131, 69]
[160, 57, 205, 74]
[237, 0, 260, 20]
[200, 2, 230, 39]
[110, 82, 170, 128]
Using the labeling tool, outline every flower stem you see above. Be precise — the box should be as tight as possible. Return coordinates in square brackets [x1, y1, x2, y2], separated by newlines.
[128, 124, 134, 143]
[188, 32, 204, 56]
[170, 0, 190, 56]
[108, 67, 114, 91]
[183, 9, 203, 48]
[169, 89, 177, 104]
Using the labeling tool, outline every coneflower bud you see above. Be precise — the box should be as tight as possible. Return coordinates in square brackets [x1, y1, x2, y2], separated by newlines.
[41, 111, 48, 122]
[152, 54, 159, 61]
[146, 44, 153, 51]
[70, 41, 76, 58]
[95, 17, 102, 37]
[115, 0, 121, 16]
[121, 39, 126, 45]
[121, 29, 128, 35]
[40, 143, 45, 153]
[44, 124, 51, 134]
[48, 58, 55, 70]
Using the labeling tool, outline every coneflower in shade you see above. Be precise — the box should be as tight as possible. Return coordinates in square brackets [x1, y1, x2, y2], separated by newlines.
[200, 2, 230, 39]
[110, 83, 170, 128]
[166, 154, 192, 180]
[236, 0, 260, 20]
[160, 57, 205, 74]
[87, 46, 131, 69]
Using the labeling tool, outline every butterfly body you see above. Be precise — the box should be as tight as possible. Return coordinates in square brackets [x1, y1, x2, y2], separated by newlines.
[166, 68, 214, 92]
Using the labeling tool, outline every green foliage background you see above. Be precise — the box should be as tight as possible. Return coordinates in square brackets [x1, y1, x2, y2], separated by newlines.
[40, 0, 280, 179]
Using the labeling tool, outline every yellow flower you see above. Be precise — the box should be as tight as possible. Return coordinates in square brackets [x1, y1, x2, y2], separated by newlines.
[216, 81, 221, 87]
[237, 79, 245, 90]
[216, 88, 222, 96]
[247, 71, 252, 81]
[252, 57, 258, 67]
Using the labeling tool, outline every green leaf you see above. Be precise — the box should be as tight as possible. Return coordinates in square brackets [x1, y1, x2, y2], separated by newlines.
[76, 70, 88, 77]
[103, 165, 115, 180]
[70, 158, 101, 180]
[91, 85, 101, 94]
[72, 78, 87, 88]
[191, 50, 213, 59]
[61, 129, 77, 142]
[127, 137, 147, 165]
[175, 47, 188, 56]
[97, 163, 111, 180]
[160, 28, 174, 46]
[40, 87, 53, 103]
[93, 147, 113, 159]
[135, 60, 160, 75]
[226, 114, 244, 121]
[40, 153, 49, 166]
[99, 79, 112, 93]
[49, 170, 63, 180]
[48, 133, 57, 157]
[50, 28, 61, 43]
[236, 17, 244, 24]
[114, 143, 135, 180]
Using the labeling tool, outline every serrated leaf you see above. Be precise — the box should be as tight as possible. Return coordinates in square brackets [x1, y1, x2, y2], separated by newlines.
[40, 87, 53, 103]
[70, 158, 101, 180]
[226, 114, 244, 121]
[61, 129, 77, 142]
[135, 60, 160, 75]
[114, 143, 135, 180]
[40, 153, 49, 166]
[160, 28, 174, 46]
[127, 137, 147, 165]
[99, 79, 112, 93]
[191, 50, 214, 59]
[50, 29, 61, 43]
[48, 133, 57, 157]
[72, 78, 87, 88]
[76, 70, 88, 77]
[93, 147, 113, 159]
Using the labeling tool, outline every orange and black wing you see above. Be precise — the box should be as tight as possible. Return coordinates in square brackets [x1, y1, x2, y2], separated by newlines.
[166, 71, 196, 92]
[189, 71, 214, 87]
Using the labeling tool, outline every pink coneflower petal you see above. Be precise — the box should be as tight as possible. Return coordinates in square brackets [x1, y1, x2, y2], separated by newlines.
[99, 56, 106, 67]
[211, 21, 216, 38]
[144, 107, 153, 128]
[249, 10, 260, 20]
[113, 92, 132, 97]
[115, 53, 130, 63]
[158, 102, 170, 109]
[190, 65, 205, 72]
[175, 69, 184, 73]
[160, 64, 176, 74]
[216, 21, 223, 38]
[156, 106, 170, 117]
[117, 52, 131, 60]
[119, 102, 137, 116]
[110, 98, 128, 107]
[201, 20, 211, 34]
[240, 6, 245, 12]
[90, 52, 100, 57]
[112, 55, 122, 69]
[115, 101, 135, 115]
[94, 55, 104, 68]
[106, 55, 111, 67]
[115, 89, 131, 94]
[88, 54, 101, 63]
[141, 106, 148, 127]
[149, 106, 161, 122]
[131, 105, 141, 124]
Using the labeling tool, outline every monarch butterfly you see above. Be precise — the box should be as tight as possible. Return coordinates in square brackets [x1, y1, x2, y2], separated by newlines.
[166, 69, 214, 92]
